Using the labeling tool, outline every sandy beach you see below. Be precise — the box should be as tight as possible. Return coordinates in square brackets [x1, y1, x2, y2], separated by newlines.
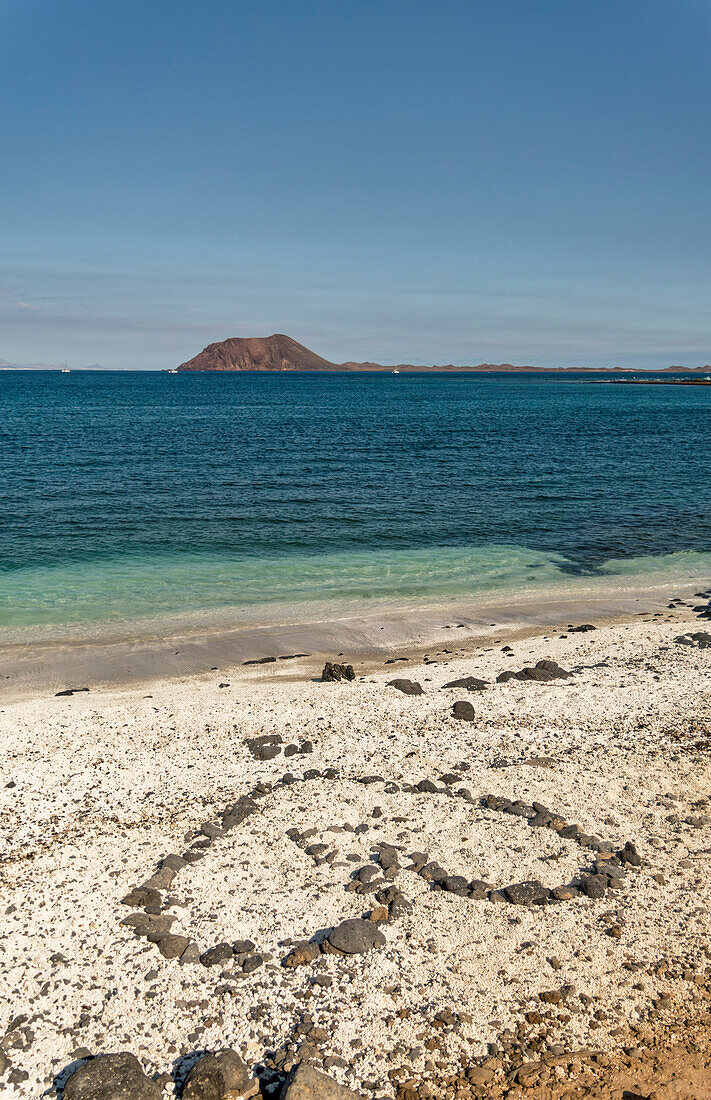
[2, 589, 711, 1098]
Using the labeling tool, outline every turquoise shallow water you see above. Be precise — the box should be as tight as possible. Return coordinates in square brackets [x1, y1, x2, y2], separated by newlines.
[0, 371, 709, 640]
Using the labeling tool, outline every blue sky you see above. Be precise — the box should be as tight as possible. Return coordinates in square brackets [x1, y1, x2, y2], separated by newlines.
[1, 0, 710, 369]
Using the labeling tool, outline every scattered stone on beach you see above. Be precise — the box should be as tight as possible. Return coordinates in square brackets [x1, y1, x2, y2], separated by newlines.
[675, 631, 711, 648]
[441, 675, 488, 692]
[242, 656, 277, 665]
[387, 678, 424, 695]
[63, 1052, 161, 1100]
[321, 662, 355, 682]
[54, 687, 90, 697]
[568, 623, 596, 632]
[182, 1050, 260, 1100]
[452, 700, 476, 721]
[246, 734, 283, 760]
[496, 659, 572, 683]
[280, 1062, 359, 1100]
[324, 918, 386, 955]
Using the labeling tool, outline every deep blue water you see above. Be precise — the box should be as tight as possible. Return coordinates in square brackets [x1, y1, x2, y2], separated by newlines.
[0, 370, 709, 636]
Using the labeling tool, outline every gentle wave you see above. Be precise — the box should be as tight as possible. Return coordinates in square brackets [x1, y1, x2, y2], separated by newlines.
[1, 544, 710, 643]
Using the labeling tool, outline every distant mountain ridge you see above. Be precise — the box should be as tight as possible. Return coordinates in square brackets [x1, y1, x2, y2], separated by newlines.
[0, 358, 105, 370]
[177, 335, 711, 373]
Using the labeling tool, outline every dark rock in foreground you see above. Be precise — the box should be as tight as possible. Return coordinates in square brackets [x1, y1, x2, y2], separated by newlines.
[452, 700, 476, 722]
[387, 678, 424, 695]
[280, 1061, 360, 1100]
[63, 1053, 161, 1100]
[183, 1049, 259, 1099]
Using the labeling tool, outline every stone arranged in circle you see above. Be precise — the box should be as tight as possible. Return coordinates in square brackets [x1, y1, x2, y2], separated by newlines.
[115, 768, 642, 976]
[246, 734, 283, 761]
[200, 942, 234, 967]
[503, 881, 550, 905]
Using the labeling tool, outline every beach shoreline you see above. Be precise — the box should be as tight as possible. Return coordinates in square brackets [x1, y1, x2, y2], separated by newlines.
[2, 573, 709, 701]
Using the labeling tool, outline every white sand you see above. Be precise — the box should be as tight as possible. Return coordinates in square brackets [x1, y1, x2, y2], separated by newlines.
[1, 608, 710, 1096]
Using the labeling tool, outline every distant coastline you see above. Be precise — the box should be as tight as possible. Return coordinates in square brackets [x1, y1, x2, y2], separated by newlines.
[175, 333, 711, 374]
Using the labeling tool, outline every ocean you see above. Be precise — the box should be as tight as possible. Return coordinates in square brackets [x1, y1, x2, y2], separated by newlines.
[1, 370, 710, 642]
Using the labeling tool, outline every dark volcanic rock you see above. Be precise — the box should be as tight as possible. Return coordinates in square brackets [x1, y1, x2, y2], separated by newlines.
[504, 881, 550, 905]
[157, 934, 191, 960]
[183, 1050, 259, 1100]
[63, 1053, 160, 1100]
[419, 861, 448, 883]
[452, 700, 476, 722]
[441, 676, 488, 692]
[497, 659, 572, 683]
[280, 1062, 359, 1100]
[321, 662, 355, 682]
[200, 943, 234, 967]
[54, 687, 90, 697]
[440, 875, 470, 895]
[675, 631, 711, 648]
[325, 918, 386, 955]
[245, 734, 282, 761]
[120, 887, 161, 908]
[387, 679, 424, 695]
[119, 913, 175, 939]
[579, 874, 607, 899]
